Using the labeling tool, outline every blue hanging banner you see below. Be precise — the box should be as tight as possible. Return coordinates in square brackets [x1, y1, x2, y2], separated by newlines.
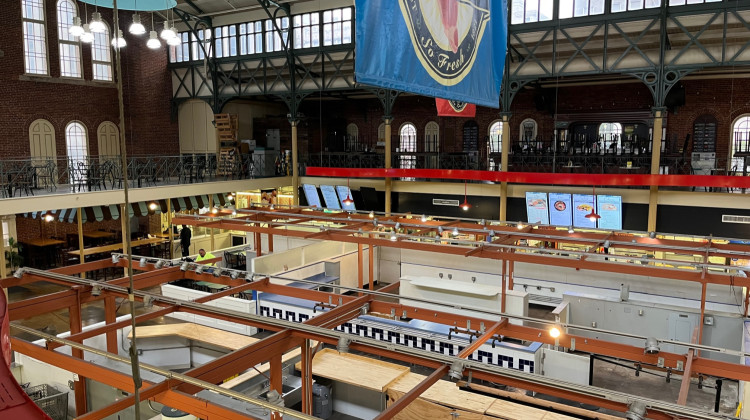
[355, 0, 507, 108]
[78, 0, 177, 11]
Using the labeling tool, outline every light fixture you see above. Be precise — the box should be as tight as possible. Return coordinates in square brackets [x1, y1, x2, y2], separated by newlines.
[195, 265, 204, 274]
[394, 222, 401, 231]
[517, 222, 524, 230]
[649, 231, 656, 239]
[148, 202, 158, 211]
[266, 390, 285, 408]
[167, 34, 181, 46]
[155, 260, 165, 269]
[160, 21, 175, 40]
[44, 213, 55, 222]
[230, 271, 239, 280]
[227, 193, 234, 201]
[111, 29, 126, 48]
[549, 326, 561, 338]
[91, 284, 102, 297]
[586, 186, 601, 223]
[342, 179, 354, 207]
[644, 337, 660, 354]
[129, 13, 146, 35]
[448, 361, 464, 381]
[13, 268, 25, 279]
[421, 215, 427, 222]
[625, 401, 647, 420]
[112, 254, 120, 264]
[479, 219, 485, 226]
[213, 268, 221, 278]
[70, 16, 85, 37]
[180, 261, 189, 271]
[142, 295, 154, 309]
[337, 337, 350, 353]
[89, 12, 106, 33]
[452, 227, 459, 236]
[139, 257, 147, 268]
[231, 209, 237, 216]
[211, 207, 218, 214]
[390, 233, 397, 241]
[269, 204, 275, 210]
[80, 25, 94, 43]
[461, 181, 471, 211]
[245, 272, 254, 282]
[368, 211, 374, 218]
[568, 226, 574, 234]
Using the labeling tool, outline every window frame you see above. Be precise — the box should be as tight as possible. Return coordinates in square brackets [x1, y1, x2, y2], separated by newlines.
[731, 115, 750, 173]
[56, 0, 81, 78]
[519, 118, 538, 143]
[65, 121, 89, 168]
[91, 22, 113, 82]
[322, 7, 352, 46]
[22, 0, 50, 76]
[293, 12, 321, 49]
[399, 123, 418, 179]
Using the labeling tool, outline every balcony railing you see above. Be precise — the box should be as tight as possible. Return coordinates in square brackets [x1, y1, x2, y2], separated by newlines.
[0, 154, 276, 198]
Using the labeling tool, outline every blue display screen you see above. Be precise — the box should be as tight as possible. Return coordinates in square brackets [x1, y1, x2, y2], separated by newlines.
[302, 184, 321, 208]
[596, 195, 623, 230]
[525, 192, 549, 224]
[548, 193, 572, 227]
[320, 185, 341, 209]
[336, 186, 356, 211]
[572, 194, 596, 228]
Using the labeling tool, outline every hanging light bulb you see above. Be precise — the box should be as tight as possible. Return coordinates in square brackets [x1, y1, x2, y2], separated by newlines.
[147, 30, 161, 49]
[80, 24, 94, 43]
[167, 33, 182, 46]
[452, 227, 460, 236]
[461, 181, 471, 211]
[90, 11, 106, 33]
[342, 179, 354, 207]
[129, 13, 146, 35]
[70, 16, 85, 37]
[160, 21, 175, 40]
[111, 29, 126, 48]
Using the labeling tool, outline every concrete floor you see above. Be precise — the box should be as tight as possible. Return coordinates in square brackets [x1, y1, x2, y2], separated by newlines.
[7, 284, 740, 418]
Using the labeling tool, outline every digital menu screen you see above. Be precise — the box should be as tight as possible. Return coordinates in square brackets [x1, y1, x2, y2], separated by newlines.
[596, 195, 623, 230]
[572, 194, 597, 228]
[525, 192, 549, 224]
[320, 185, 341, 209]
[302, 184, 321, 208]
[336, 185, 356, 211]
[548, 193, 572, 227]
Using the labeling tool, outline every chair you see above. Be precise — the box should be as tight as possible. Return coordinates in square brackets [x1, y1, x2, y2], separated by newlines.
[11, 166, 35, 197]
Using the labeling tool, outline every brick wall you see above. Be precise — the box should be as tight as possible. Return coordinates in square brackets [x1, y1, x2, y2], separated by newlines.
[0, 4, 178, 158]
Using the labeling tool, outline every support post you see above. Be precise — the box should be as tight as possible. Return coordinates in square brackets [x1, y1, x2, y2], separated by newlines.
[209, 195, 215, 252]
[270, 353, 283, 420]
[501, 256, 507, 313]
[369, 244, 374, 292]
[384, 117, 393, 215]
[167, 198, 174, 259]
[648, 108, 666, 232]
[269, 233, 274, 253]
[291, 119, 299, 206]
[301, 339, 312, 415]
[255, 232, 262, 257]
[0, 218, 7, 286]
[70, 289, 88, 416]
[358, 243, 364, 295]
[699, 282, 707, 345]
[508, 259, 515, 290]
[104, 296, 118, 354]
[77, 207, 85, 275]
[121, 204, 129, 276]
[499, 112, 512, 221]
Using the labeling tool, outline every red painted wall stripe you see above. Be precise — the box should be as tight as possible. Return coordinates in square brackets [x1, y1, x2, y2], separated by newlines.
[305, 167, 749, 189]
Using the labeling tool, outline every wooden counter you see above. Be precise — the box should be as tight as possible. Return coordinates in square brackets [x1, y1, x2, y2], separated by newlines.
[67, 237, 167, 257]
[294, 348, 410, 392]
[388, 372, 495, 414]
[22, 238, 65, 247]
[128, 323, 257, 351]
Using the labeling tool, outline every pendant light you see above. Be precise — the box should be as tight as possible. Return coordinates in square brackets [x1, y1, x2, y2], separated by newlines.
[80, 24, 94, 43]
[111, 29, 126, 48]
[167, 33, 182, 46]
[342, 179, 354, 207]
[70, 16, 85, 37]
[160, 21, 175, 40]
[146, 13, 161, 49]
[461, 180, 471, 211]
[585, 186, 601, 223]
[129, 14, 146, 35]
[90, 11, 106, 33]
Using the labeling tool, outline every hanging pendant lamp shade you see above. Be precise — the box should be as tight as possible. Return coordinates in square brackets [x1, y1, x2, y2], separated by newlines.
[70, 16, 85, 37]
[80, 24, 94, 43]
[146, 30, 161, 49]
[160, 21, 175, 40]
[89, 11, 106, 33]
[129, 13, 146, 35]
[461, 181, 471, 211]
[166, 33, 181, 46]
[111, 29, 126, 48]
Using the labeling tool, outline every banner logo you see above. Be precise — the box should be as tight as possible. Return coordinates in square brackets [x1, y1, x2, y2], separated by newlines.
[449, 100, 467, 112]
[399, 0, 490, 86]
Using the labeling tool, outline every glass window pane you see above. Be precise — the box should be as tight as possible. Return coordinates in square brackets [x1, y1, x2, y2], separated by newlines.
[511, 0, 524, 24]
[560, 0, 574, 18]
[539, 0, 554, 21]
[525, 3, 538, 22]
[574, 0, 589, 16]
[590, 0, 604, 14]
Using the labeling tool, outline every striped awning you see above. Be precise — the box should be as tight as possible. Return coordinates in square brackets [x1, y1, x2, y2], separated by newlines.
[22, 193, 228, 223]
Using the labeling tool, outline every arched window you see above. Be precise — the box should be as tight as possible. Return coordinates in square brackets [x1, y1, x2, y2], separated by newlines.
[378, 122, 385, 142]
[97, 121, 120, 160]
[424, 121, 439, 169]
[22, 0, 48, 75]
[488, 120, 503, 170]
[399, 123, 417, 179]
[732, 115, 750, 172]
[57, 0, 81, 78]
[29, 119, 56, 163]
[346, 123, 359, 151]
[463, 121, 479, 151]
[65, 121, 89, 168]
[598, 122, 622, 152]
[519, 118, 537, 145]
[92, 24, 112, 81]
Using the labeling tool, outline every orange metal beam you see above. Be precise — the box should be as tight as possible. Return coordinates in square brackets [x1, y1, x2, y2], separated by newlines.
[677, 328, 699, 406]
[457, 320, 506, 359]
[376, 365, 450, 420]
[153, 389, 256, 420]
[76, 380, 172, 420]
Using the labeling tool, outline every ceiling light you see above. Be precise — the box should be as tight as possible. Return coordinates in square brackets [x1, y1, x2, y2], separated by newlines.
[230, 271, 239, 280]
[227, 193, 234, 201]
[112, 255, 120, 264]
[549, 326, 561, 338]
[90, 12, 106, 33]
[129, 13, 146, 35]
[70, 16, 85, 37]
[211, 207, 218, 214]
[160, 21, 175, 40]
[142, 295, 154, 309]
[155, 260, 165, 269]
[586, 210, 601, 223]
[167, 34, 181, 46]
[342, 178, 354, 206]
[148, 202, 158, 211]
[111, 29, 126, 48]
[568, 226, 574, 234]
[390, 233, 397, 241]
[517, 223, 524, 230]
[448, 361, 464, 381]
[180, 261, 189, 271]
[337, 337, 350, 353]
[195, 265, 204, 274]
[461, 181, 471, 211]
[139, 257, 147, 267]
[245, 272, 254, 282]
[452, 227, 459, 236]
[80, 25, 94, 43]
[644, 337, 660, 354]
[369, 211, 374, 218]
[44, 213, 55, 222]
[91, 284, 102, 297]
[625, 401, 647, 420]
[421, 215, 427, 222]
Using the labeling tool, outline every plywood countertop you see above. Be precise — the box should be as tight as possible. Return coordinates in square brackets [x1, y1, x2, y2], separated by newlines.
[294, 348, 410, 392]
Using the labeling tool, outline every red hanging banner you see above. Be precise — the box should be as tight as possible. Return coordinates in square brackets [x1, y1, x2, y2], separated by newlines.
[436, 99, 477, 117]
